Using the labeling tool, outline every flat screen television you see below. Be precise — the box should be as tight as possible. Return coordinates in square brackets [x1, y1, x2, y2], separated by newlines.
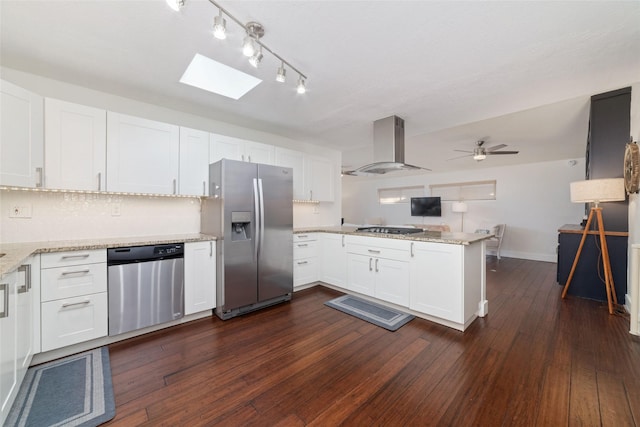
[410, 197, 441, 217]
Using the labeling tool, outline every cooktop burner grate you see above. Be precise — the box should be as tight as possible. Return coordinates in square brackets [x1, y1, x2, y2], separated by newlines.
[355, 227, 423, 235]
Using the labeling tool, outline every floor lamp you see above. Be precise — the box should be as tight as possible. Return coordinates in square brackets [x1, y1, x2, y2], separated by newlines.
[561, 178, 625, 314]
[452, 201, 467, 232]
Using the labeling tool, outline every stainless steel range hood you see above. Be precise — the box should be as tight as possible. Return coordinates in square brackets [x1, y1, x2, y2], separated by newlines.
[344, 116, 429, 176]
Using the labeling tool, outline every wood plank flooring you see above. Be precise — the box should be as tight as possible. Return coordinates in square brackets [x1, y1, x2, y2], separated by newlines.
[104, 257, 640, 426]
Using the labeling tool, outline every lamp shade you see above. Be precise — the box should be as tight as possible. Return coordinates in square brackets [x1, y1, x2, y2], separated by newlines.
[570, 178, 625, 204]
[452, 201, 468, 213]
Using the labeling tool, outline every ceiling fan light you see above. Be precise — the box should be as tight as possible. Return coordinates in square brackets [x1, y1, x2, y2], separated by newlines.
[213, 13, 227, 40]
[166, 0, 185, 11]
[242, 35, 256, 57]
[473, 153, 487, 161]
[276, 64, 286, 83]
[296, 76, 306, 94]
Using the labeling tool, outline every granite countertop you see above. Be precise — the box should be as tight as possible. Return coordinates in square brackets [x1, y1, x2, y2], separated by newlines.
[294, 226, 493, 245]
[558, 224, 629, 236]
[0, 233, 217, 277]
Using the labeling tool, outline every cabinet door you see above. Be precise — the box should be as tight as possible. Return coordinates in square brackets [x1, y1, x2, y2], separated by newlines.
[44, 98, 106, 191]
[410, 242, 463, 322]
[0, 272, 18, 425]
[106, 112, 179, 194]
[375, 258, 410, 307]
[179, 127, 210, 196]
[184, 241, 216, 315]
[0, 80, 44, 188]
[347, 253, 375, 296]
[275, 147, 305, 200]
[210, 134, 243, 163]
[244, 140, 274, 165]
[321, 233, 347, 287]
[294, 257, 319, 287]
[304, 155, 334, 201]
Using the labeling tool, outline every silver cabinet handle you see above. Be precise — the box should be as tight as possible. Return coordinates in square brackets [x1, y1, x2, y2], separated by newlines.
[297, 235, 308, 239]
[173, 178, 177, 195]
[411, 242, 414, 258]
[242, 154, 245, 162]
[369, 258, 372, 271]
[342, 235, 345, 247]
[297, 243, 308, 247]
[61, 300, 91, 308]
[17, 265, 30, 293]
[209, 241, 213, 257]
[203, 181, 206, 196]
[61, 269, 90, 276]
[297, 261, 308, 265]
[97, 172, 102, 191]
[368, 249, 381, 254]
[61, 254, 90, 260]
[36, 167, 43, 188]
[0, 283, 8, 318]
[310, 190, 313, 200]
[248, 155, 252, 163]
[375, 259, 379, 273]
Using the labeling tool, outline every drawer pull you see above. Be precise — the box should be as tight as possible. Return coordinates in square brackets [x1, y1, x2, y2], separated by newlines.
[367, 249, 381, 254]
[297, 235, 308, 239]
[297, 243, 308, 247]
[61, 300, 91, 309]
[61, 269, 91, 276]
[61, 254, 91, 260]
[297, 261, 308, 265]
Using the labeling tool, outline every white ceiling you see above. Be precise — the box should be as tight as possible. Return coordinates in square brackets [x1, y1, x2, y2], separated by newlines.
[2, 0, 639, 173]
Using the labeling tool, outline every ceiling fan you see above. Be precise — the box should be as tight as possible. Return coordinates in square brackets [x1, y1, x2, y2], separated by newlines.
[448, 140, 519, 161]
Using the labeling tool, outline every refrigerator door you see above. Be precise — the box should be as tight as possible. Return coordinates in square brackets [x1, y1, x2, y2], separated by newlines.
[221, 160, 259, 310]
[257, 163, 293, 301]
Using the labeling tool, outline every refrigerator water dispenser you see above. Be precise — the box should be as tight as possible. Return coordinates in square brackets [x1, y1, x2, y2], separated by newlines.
[231, 211, 251, 241]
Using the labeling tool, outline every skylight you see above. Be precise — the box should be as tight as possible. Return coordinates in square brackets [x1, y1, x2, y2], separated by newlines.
[179, 53, 262, 100]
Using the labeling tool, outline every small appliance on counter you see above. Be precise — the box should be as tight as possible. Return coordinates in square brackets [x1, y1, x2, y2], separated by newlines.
[201, 159, 293, 320]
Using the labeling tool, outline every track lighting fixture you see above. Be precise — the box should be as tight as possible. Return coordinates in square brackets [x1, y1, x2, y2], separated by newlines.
[276, 63, 286, 83]
[168, 0, 307, 95]
[212, 10, 226, 40]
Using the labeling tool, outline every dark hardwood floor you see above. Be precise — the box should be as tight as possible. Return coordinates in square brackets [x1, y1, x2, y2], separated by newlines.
[104, 257, 640, 426]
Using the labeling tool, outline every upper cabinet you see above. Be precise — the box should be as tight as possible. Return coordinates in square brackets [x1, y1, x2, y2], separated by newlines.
[274, 147, 305, 200]
[44, 98, 106, 191]
[106, 112, 180, 194]
[210, 134, 274, 165]
[179, 127, 210, 196]
[304, 155, 334, 202]
[0, 80, 44, 188]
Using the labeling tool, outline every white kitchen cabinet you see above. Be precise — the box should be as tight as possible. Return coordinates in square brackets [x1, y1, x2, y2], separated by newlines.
[0, 255, 38, 426]
[40, 249, 108, 352]
[44, 98, 106, 191]
[210, 134, 274, 165]
[346, 236, 410, 306]
[179, 127, 210, 196]
[304, 155, 334, 201]
[274, 147, 305, 200]
[320, 233, 347, 287]
[184, 241, 216, 315]
[293, 234, 319, 288]
[409, 241, 483, 325]
[106, 112, 180, 194]
[0, 80, 44, 188]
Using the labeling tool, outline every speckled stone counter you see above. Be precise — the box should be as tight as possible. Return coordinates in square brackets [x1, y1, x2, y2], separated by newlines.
[0, 233, 218, 276]
[294, 226, 492, 245]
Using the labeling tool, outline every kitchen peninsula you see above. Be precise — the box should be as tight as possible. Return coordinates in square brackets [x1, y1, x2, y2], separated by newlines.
[293, 226, 491, 332]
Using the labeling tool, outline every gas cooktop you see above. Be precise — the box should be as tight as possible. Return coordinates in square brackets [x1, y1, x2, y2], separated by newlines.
[355, 226, 423, 235]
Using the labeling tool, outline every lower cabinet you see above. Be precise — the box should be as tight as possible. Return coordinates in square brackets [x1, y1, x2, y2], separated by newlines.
[320, 233, 347, 287]
[184, 241, 216, 315]
[40, 249, 108, 352]
[293, 234, 319, 288]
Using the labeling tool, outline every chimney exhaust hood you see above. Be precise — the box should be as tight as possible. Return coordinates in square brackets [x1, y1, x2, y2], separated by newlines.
[343, 116, 430, 176]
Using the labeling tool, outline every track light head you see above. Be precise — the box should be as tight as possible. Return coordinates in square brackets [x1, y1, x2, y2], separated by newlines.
[276, 64, 286, 83]
[166, 0, 185, 12]
[242, 35, 256, 57]
[296, 76, 306, 94]
[249, 48, 263, 68]
[213, 12, 226, 40]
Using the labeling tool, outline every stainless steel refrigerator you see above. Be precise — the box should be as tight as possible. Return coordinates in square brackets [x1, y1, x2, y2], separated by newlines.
[201, 159, 293, 320]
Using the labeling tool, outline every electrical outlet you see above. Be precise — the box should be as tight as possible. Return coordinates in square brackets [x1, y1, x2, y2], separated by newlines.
[9, 205, 32, 218]
[111, 203, 121, 216]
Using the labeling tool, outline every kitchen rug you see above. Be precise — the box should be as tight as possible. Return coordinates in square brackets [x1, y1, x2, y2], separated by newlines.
[6, 347, 116, 427]
[325, 295, 415, 331]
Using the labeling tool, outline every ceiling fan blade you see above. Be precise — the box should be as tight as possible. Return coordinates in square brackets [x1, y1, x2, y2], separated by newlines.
[447, 153, 474, 161]
[485, 144, 507, 152]
[487, 150, 519, 155]
[453, 149, 473, 153]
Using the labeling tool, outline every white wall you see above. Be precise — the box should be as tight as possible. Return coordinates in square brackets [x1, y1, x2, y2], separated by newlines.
[0, 67, 342, 240]
[342, 158, 586, 262]
[628, 83, 639, 315]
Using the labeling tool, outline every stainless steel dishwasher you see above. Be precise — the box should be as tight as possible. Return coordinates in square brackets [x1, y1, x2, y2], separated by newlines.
[107, 243, 184, 336]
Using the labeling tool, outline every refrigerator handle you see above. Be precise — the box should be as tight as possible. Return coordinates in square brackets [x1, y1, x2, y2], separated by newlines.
[258, 178, 265, 257]
[253, 178, 260, 261]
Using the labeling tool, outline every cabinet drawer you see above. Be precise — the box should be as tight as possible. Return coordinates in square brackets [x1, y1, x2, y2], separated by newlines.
[294, 257, 318, 286]
[41, 292, 108, 351]
[293, 233, 317, 243]
[41, 249, 106, 268]
[41, 263, 107, 302]
[294, 241, 318, 260]
[347, 242, 410, 261]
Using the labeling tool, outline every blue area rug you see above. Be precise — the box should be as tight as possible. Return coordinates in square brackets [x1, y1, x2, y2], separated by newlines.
[6, 347, 116, 427]
[325, 295, 415, 331]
